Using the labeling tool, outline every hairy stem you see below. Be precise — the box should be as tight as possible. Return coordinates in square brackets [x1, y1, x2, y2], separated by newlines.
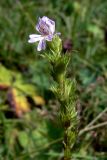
[46, 35, 78, 159]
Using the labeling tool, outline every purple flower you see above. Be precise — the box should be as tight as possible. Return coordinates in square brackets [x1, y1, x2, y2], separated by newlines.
[28, 16, 55, 51]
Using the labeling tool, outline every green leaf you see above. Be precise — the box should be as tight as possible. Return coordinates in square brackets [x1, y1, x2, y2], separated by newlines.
[18, 131, 29, 148]
[87, 24, 103, 39]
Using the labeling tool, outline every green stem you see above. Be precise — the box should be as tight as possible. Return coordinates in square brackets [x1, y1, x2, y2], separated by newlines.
[63, 133, 72, 160]
[47, 35, 77, 160]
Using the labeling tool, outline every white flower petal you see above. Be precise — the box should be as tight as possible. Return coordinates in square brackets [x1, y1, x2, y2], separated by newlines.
[45, 18, 55, 34]
[37, 39, 46, 51]
[28, 38, 37, 43]
[36, 16, 55, 35]
[50, 25, 55, 34]
[42, 16, 55, 34]
[29, 34, 41, 38]
[36, 24, 40, 33]
[28, 36, 43, 43]
[42, 16, 48, 21]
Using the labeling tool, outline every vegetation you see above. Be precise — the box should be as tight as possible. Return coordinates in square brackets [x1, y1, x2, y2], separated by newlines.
[0, 0, 107, 159]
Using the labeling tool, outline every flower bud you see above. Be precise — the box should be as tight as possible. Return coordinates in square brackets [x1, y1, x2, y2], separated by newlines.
[48, 35, 62, 54]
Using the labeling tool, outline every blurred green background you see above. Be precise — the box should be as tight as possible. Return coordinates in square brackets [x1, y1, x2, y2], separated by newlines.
[0, 0, 107, 159]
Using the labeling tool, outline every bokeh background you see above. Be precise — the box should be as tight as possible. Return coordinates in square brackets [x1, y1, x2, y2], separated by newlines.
[0, 0, 107, 159]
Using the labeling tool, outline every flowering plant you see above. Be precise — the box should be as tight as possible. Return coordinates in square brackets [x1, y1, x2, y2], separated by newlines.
[28, 16, 78, 160]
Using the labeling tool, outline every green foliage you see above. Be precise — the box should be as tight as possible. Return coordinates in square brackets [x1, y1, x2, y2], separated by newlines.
[28, 59, 52, 91]
[0, 0, 107, 159]
[46, 35, 78, 159]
